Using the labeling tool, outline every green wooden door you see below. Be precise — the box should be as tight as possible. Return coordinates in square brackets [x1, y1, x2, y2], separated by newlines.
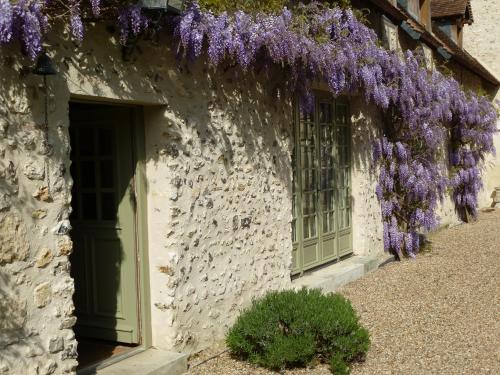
[292, 95, 352, 275]
[69, 104, 140, 344]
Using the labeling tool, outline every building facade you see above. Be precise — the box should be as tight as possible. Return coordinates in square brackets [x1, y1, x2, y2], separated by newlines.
[0, 1, 498, 374]
[462, 0, 500, 207]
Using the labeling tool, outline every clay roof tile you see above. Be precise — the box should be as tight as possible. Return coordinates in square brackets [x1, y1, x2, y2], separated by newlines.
[431, 0, 474, 23]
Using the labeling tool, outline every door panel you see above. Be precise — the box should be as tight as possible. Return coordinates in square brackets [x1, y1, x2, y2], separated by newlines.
[292, 95, 352, 275]
[70, 104, 140, 344]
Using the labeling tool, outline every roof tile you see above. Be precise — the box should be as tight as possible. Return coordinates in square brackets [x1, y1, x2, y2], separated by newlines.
[431, 0, 473, 22]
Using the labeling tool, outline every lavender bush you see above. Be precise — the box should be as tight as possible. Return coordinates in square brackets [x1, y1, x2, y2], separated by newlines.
[0, 0, 497, 258]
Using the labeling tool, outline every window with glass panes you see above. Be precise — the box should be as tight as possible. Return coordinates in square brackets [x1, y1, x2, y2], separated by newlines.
[398, 0, 420, 20]
[291, 94, 353, 275]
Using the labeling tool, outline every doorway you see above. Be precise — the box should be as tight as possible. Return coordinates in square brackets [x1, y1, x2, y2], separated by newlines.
[291, 94, 353, 275]
[69, 102, 146, 369]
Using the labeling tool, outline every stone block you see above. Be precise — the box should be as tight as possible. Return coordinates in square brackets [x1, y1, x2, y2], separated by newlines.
[33, 186, 52, 202]
[48, 337, 64, 353]
[32, 209, 48, 219]
[0, 214, 29, 265]
[42, 360, 57, 375]
[59, 316, 77, 329]
[23, 160, 45, 180]
[36, 248, 53, 268]
[0, 193, 10, 212]
[34, 282, 52, 308]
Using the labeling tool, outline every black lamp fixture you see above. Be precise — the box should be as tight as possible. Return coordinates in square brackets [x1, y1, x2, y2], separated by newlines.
[33, 51, 57, 131]
[33, 51, 57, 127]
[33, 51, 57, 191]
[140, 0, 185, 14]
[34, 51, 57, 76]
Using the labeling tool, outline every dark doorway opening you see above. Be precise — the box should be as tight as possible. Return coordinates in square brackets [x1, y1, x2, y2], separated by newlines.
[69, 102, 142, 371]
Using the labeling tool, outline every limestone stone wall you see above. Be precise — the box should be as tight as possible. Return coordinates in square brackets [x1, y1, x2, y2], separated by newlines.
[2, 9, 496, 373]
[141, 62, 295, 353]
[350, 98, 384, 256]
[462, 0, 500, 208]
[1, 23, 296, 371]
[0, 47, 78, 374]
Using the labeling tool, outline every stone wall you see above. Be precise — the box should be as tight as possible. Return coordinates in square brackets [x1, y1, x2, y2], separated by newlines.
[141, 63, 295, 352]
[350, 98, 385, 256]
[1, 8, 497, 373]
[1, 23, 297, 371]
[0, 46, 77, 374]
[462, 0, 500, 208]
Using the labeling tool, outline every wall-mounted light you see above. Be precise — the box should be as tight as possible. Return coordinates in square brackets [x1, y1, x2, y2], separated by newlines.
[140, 0, 185, 14]
[34, 52, 57, 76]
[33, 52, 57, 196]
[34, 51, 57, 131]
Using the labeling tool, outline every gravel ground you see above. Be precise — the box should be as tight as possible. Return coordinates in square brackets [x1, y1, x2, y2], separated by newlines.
[186, 209, 500, 375]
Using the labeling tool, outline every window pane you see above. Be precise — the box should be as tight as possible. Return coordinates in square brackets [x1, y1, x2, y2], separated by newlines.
[79, 128, 95, 156]
[80, 161, 96, 189]
[310, 214, 316, 238]
[300, 109, 314, 122]
[100, 160, 114, 188]
[82, 193, 97, 220]
[101, 192, 116, 221]
[319, 102, 332, 123]
[329, 211, 335, 230]
[303, 217, 310, 239]
[99, 128, 114, 156]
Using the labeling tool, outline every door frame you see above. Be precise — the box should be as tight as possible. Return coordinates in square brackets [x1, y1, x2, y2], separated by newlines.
[69, 98, 152, 349]
[291, 93, 353, 276]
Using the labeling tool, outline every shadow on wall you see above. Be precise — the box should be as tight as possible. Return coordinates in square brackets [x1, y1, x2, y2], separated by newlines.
[57, 23, 294, 353]
[0, 271, 44, 371]
[0, 43, 81, 373]
[350, 96, 382, 174]
[2, 20, 296, 365]
[0, 19, 292, 358]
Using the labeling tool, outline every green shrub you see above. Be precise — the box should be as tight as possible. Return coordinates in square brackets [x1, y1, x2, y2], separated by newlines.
[330, 353, 350, 375]
[226, 289, 370, 373]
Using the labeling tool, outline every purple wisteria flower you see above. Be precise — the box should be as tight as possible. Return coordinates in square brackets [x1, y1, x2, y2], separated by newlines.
[0, 1, 496, 257]
[70, 5, 84, 43]
[90, 0, 101, 17]
[118, 5, 149, 45]
[0, 0, 13, 43]
[11, 0, 48, 59]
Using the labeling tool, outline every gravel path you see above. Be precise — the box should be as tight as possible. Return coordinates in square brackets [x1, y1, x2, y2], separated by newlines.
[186, 209, 500, 375]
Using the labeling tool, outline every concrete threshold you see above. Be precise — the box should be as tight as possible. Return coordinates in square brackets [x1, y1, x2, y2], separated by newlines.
[292, 253, 394, 293]
[81, 348, 188, 375]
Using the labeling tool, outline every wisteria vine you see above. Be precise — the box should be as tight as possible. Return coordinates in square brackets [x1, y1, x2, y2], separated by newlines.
[0, 0, 149, 59]
[0, 0, 497, 257]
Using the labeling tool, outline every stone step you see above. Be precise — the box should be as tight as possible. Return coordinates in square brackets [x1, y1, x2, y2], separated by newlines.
[292, 253, 394, 293]
[84, 348, 188, 375]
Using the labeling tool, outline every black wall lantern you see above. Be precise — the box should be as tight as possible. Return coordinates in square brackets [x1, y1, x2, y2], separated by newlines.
[140, 0, 185, 14]
[33, 51, 57, 196]
[33, 52, 57, 130]
[34, 52, 57, 76]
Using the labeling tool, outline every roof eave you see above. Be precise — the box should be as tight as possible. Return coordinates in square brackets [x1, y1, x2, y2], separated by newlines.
[366, 0, 499, 86]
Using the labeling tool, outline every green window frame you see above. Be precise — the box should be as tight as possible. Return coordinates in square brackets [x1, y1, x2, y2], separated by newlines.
[291, 94, 353, 275]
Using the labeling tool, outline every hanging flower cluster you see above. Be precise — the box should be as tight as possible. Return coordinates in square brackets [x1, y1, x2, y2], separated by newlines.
[0, 0, 497, 257]
[175, 2, 497, 257]
[449, 92, 498, 221]
[0, 0, 149, 58]
[0, 0, 48, 59]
